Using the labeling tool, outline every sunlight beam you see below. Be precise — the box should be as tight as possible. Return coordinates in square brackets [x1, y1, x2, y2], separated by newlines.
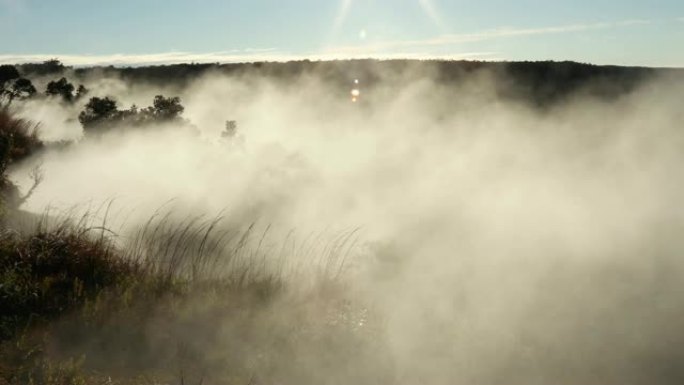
[418, 0, 446, 31]
[333, 0, 353, 34]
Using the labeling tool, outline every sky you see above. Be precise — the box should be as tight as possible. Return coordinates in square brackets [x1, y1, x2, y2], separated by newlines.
[0, 0, 682, 67]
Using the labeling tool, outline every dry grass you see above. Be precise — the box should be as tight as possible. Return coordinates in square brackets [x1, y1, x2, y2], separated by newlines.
[0, 208, 384, 385]
[0, 107, 43, 167]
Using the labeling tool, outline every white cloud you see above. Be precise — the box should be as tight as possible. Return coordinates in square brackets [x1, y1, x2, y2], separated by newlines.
[0, 50, 498, 67]
[0, 19, 652, 67]
[326, 19, 652, 55]
[0, 50, 279, 67]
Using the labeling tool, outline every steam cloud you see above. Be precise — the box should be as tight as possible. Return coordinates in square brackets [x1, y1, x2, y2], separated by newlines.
[9, 64, 684, 384]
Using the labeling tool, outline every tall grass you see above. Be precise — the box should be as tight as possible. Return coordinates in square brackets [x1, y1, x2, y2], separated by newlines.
[0, 107, 43, 167]
[0, 206, 383, 385]
[0, 107, 44, 210]
[0, 106, 382, 384]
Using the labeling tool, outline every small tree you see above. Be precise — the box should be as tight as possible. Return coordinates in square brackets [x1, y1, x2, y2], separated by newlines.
[0, 65, 20, 87]
[78, 97, 119, 129]
[78, 94, 188, 133]
[75, 84, 88, 100]
[3, 78, 37, 104]
[0, 108, 44, 209]
[222, 120, 238, 138]
[46, 77, 76, 102]
[0, 65, 22, 106]
[151, 95, 184, 120]
[18, 59, 65, 76]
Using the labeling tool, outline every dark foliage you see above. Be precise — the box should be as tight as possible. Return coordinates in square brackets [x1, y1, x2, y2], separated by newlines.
[0, 227, 136, 341]
[2, 78, 37, 104]
[65, 59, 681, 108]
[83, 63, 219, 88]
[78, 95, 186, 132]
[0, 66, 35, 105]
[45, 77, 86, 103]
[0, 66, 20, 87]
[0, 109, 44, 208]
[150, 95, 184, 120]
[77, 97, 118, 129]
[17, 59, 66, 77]
[0, 109, 42, 169]
[75, 84, 88, 100]
[45, 77, 74, 101]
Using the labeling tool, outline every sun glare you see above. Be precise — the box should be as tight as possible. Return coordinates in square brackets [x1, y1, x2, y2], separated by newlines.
[335, 0, 445, 37]
[418, 0, 445, 30]
[333, 0, 353, 33]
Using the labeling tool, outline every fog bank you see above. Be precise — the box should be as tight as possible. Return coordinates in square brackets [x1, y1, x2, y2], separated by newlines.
[10, 64, 684, 384]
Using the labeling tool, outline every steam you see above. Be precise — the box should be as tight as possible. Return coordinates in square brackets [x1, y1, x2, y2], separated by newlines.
[10, 64, 684, 383]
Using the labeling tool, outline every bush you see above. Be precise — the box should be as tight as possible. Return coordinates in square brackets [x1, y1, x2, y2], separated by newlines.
[45, 78, 87, 103]
[79, 95, 187, 132]
[0, 224, 139, 341]
[0, 65, 20, 88]
[0, 108, 44, 209]
[77, 97, 119, 129]
[17, 60, 65, 77]
[0, 212, 385, 385]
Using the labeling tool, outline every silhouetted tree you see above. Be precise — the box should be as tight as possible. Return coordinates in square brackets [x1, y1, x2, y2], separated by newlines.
[75, 84, 88, 100]
[78, 97, 119, 129]
[46, 77, 76, 102]
[2, 78, 37, 104]
[0, 65, 20, 87]
[18, 59, 65, 76]
[150, 95, 184, 120]
[78, 94, 188, 132]
[222, 120, 237, 138]
[0, 108, 44, 208]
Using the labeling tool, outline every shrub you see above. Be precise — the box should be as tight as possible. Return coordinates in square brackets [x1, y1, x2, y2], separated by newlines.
[78, 95, 187, 132]
[0, 224, 138, 341]
[0, 108, 44, 209]
[0, 65, 20, 88]
[77, 97, 119, 129]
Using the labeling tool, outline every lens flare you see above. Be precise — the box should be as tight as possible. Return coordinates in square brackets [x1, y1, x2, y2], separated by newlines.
[333, 0, 353, 33]
[418, 0, 446, 30]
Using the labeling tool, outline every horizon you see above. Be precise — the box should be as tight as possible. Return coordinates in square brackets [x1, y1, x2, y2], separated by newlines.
[2, 56, 684, 70]
[1, 0, 683, 68]
[4, 2, 684, 384]
[4, 56, 684, 70]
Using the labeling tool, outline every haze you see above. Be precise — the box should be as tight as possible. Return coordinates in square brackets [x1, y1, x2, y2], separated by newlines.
[1, 2, 684, 385]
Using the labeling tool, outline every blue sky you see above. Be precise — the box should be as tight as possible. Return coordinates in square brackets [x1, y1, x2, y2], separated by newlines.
[0, 0, 682, 66]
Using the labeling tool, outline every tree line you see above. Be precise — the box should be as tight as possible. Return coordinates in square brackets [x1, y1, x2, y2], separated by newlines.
[0, 62, 88, 105]
[78, 95, 185, 131]
[1, 60, 188, 133]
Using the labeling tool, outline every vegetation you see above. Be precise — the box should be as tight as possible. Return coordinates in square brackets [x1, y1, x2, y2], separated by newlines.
[0, 108, 43, 209]
[17, 59, 66, 77]
[45, 78, 87, 103]
[79, 95, 186, 132]
[57, 59, 678, 106]
[1, 58, 681, 383]
[0, 104, 372, 382]
[4, 58, 681, 112]
[0, 66, 21, 86]
[0, 217, 155, 385]
[3, 78, 38, 104]
[0, 221, 137, 341]
[0, 65, 37, 106]
[0, 207, 379, 384]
